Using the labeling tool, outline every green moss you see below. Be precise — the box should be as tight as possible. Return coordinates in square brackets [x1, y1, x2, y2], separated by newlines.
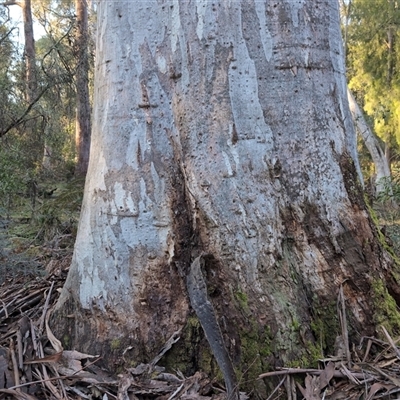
[365, 196, 400, 265]
[286, 342, 323, 368]
[283, 308, 332, 368]
[371, 279, 400, 335]
[310, 300, 338, 351]
[234, 290, 250, 314]
[110, 338, 121, 351]
[191, 317, 218, 377]
[235, 320, 272, 397]
[272, 298, 337, 369]
[127, 359, 137, 367]
[186, 315, 200, 330]
[160, 315, 217, 376]
[240, 323, 272, 364]
[200, 352, 223, 382]
[291, 319, 300, 332]
[304, 343, 323, 367]
[62, 334, 70, 348]
[231, 287, 273, 390]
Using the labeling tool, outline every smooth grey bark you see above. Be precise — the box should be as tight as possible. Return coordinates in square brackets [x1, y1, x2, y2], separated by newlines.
[347, 88, 391, 194]
[53, 1, 396, 395]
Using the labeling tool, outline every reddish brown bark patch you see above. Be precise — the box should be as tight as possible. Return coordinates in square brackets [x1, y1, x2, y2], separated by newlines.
[50, 296, 131, 370]
[135, 259, 190, 359]
[304, 203, 376, 331]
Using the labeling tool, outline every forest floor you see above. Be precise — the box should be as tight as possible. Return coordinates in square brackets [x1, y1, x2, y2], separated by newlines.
[0, 217, 45, 285]
[2, 197, 400, 399]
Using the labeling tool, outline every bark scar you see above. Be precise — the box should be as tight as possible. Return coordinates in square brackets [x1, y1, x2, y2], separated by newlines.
[186, 255, 239, 400]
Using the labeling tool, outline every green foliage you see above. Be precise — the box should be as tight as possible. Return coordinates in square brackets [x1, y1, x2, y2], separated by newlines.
[32, 178, 83, 243]
[0, 149, 22, 197]
[0, 0, 95, 224]
[0, 141, 27, 216]
[376, 175, 400, 203]
[8, 177, 84, 249]
[0, 9, 21, 137]
[346, 0, 400, 147]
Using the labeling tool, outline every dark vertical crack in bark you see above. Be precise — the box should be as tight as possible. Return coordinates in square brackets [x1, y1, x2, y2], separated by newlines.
[170, 140, 240, 395]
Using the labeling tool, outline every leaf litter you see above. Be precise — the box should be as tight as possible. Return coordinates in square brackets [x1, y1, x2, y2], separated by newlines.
[0, 258, 246, 399]
[1, 261, 400, 399]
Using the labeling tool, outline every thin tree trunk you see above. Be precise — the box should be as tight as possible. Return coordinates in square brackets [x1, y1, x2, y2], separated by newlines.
[2, 0, 49, 176]
[42, 123, 53, 170]
[74, 0, 91, 176]
[339, 0, 352, 58]
[21, 0, 36, 103]
[385, 141, 392, 173]
[20, 0, 44, 189]
[53, 1, 399, 396]
[347, 88, 391, 195]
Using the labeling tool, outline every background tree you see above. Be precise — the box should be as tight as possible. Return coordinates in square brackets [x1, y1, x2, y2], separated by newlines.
[22, 0, 36, 103]
[0, 7, 26, 214]
[52, 0, 400, 396]
[0, 1, 92, 253]
[339, 0, 393, 197]
[34, 0, 79, 173]
[0, 6, 17, 133]
[346, 0, 400, 184]
[74, 0, 91, 176]
[0, 0, 94, 215]
[347, 88, 392, 195]
[2, 0, 37, 101]
[33, 0, 93, 175]
[1, 0, 45, 176]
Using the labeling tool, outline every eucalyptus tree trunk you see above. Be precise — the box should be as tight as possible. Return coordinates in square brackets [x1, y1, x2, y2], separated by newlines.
[347, 88, 391, 195]
[53, 1, 399, 396]
[74, 0, 91, 176]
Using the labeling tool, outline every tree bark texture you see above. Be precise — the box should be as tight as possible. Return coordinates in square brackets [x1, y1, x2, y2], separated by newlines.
[53, 1, 399, 395]
[347, 88, 391, 195]
[74, 0, 91, 176]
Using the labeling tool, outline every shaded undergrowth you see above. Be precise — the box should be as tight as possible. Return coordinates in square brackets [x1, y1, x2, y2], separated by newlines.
[0, 176, 83, 284]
